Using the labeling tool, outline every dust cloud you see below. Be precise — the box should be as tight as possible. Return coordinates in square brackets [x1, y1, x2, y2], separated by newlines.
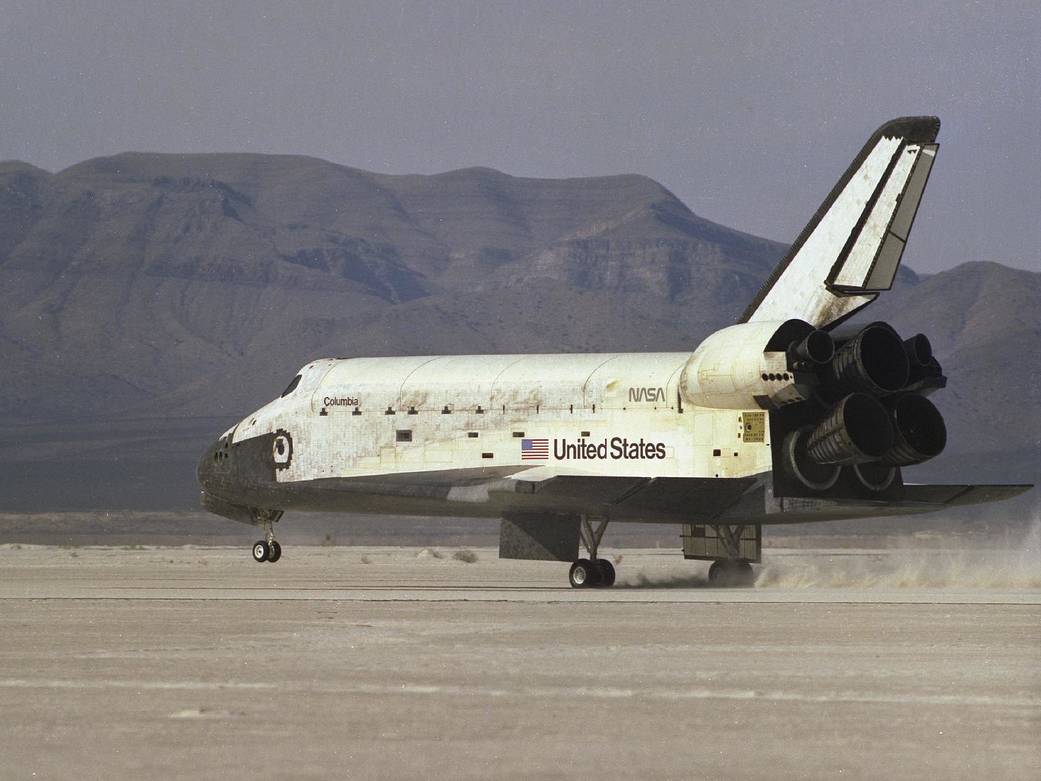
[620, 519, 1041, 590]
[616, 571, 710, 589]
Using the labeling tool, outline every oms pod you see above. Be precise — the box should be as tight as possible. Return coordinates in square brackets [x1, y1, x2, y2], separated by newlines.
[787, 328, 834, 370]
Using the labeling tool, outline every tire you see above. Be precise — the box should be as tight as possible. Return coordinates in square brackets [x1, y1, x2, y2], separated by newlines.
[708, 559, 755, 587]
[252, 541, 270, 563]
[267, 541, 282, 563]
[569, 559, 595, 588]
[708, 560, 724, 584]
[596, 559, 616, 587]
[734, 561, 756, 588]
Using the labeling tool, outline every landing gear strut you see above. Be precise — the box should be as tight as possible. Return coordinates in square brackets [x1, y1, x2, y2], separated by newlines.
[250, 509, 283, 563]
[568, 516, 615, 588]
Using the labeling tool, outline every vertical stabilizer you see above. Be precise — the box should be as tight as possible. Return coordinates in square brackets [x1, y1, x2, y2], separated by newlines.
[740, 117, 940, 329]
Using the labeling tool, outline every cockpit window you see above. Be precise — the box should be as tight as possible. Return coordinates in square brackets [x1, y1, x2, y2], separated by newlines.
[280, 374, 302, 398]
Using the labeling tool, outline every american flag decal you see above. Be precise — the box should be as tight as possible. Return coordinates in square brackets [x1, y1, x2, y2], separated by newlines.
[521, 438, 549, 460]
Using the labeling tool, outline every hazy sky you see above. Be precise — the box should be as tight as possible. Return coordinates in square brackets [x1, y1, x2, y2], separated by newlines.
[1, 1, 1038, 273]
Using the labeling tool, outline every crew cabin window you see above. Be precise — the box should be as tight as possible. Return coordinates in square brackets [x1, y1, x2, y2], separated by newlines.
[280, 374, 302, 398]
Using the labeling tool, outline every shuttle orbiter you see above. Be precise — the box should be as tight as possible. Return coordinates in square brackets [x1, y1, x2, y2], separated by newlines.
[197, 117, 1030, 587]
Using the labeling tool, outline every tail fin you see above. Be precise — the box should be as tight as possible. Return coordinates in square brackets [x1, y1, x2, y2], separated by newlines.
[740, 117, 940, 328]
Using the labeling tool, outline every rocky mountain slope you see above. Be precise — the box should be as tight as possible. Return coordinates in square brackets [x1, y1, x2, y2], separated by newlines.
[0, 154, 782, 422]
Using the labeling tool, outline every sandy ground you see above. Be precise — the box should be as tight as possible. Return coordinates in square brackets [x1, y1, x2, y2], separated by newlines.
[1, 544, 1039, 780]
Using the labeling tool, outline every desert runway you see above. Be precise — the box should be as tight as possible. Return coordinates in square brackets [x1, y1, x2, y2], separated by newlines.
[1, 545, 1038, 780]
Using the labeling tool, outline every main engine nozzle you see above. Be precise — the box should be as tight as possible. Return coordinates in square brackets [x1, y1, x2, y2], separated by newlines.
[880, 393, 947, 466]
[903, 333, 933, 367]
[827, 323, 910, 396]
[806, 392, 894, 465]
[788, 329, 834, 369]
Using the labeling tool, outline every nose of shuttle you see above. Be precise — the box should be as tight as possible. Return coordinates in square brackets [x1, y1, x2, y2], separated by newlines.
[196, 439, 216, 492]
[197, 427, 287, 516]
[196, 435, 264, 524]
[196, 436, 231, 497]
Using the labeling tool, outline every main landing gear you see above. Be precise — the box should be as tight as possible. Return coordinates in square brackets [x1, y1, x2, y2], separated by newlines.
[568, 516, 616, 588]
[707, 524, 756, 587]
[707, 558, 755, 587]
[568, 558, 615, 588]
[250, 509, 283, 564]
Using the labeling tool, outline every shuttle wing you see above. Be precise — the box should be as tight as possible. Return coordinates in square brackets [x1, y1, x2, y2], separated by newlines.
[491, 472, 1032, 525]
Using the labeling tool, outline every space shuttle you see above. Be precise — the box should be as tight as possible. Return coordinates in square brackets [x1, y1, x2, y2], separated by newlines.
[197, 117, 1030, 587]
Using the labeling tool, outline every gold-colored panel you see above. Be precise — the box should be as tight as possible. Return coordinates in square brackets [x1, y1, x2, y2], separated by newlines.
[741, 411, 766, 443]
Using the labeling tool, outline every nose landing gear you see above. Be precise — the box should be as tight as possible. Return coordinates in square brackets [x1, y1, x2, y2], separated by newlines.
[249, 509, 283, 564]
[252, 539, 282, 563]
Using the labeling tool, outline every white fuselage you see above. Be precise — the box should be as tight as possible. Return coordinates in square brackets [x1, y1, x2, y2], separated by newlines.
[229, 321, 798, 486]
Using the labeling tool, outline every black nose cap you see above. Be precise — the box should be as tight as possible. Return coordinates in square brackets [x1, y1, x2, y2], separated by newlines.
[197, 437, 231, 491]
[196, 440, 216, 490]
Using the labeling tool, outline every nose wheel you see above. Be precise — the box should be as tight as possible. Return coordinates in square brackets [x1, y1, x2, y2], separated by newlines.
[249, 509, 283, 564]
[252, 539, 282, 563]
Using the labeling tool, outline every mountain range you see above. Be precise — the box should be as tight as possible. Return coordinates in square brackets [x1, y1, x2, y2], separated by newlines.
[0, 153, 1036, 510]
